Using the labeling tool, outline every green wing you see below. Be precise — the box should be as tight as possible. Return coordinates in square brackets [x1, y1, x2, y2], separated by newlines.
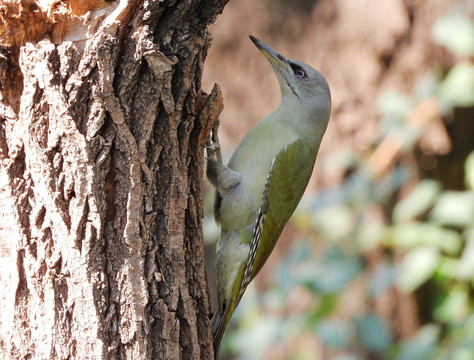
[214, 139, 317, 353]
[238, 139, 316, 300]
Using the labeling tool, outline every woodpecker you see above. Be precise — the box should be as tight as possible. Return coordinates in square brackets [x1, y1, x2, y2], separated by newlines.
[207, 35, 331, 356]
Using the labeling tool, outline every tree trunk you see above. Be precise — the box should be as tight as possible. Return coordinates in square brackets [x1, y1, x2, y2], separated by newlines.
[0, 1, 226, 359]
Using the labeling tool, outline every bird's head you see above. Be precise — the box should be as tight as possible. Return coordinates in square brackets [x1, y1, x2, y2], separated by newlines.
[250, 35, 331, 119]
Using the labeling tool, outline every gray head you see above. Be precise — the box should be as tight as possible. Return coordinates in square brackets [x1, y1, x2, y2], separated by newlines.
[250, 35, 331, 120]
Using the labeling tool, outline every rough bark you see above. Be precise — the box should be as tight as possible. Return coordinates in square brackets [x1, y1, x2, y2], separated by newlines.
[0, 0, 226, 359]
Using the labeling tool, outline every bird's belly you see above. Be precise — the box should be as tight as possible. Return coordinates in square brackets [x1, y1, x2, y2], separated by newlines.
[218, 183, 257, 231]
[216, 234, 249, 300]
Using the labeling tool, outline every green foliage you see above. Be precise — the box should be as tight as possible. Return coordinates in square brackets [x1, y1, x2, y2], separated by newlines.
[396, 246, 440, 293]
[208, 4, 474, 359]
[279, 244, 363, 295]
[354, 314, 392, 354]
[431, 8, 474, 56]
[437, 62, 474, 108]
[396, 325, 439, 360]
[392, 180, 441, 223]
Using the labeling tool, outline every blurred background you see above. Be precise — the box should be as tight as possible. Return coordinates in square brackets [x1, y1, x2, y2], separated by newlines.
[202, 0, 474, 359]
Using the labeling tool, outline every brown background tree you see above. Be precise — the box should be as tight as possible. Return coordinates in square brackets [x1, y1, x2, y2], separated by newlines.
[0, 0, 228, 358]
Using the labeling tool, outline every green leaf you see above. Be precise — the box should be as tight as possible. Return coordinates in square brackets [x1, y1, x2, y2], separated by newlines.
[434, 285, 469, 323]
[230, 315, 280, 359]
[449, 347, 474, 360]
[456, 230, 474, 280]
[396, 325, 439, 360]
[393, 180, 442, 223]
[449, 349, 474, 360]
[437, 62, 474, 108]
[309, 294, 338, 324]
[331, 356, 363, 360]
[397, 247, 440, 293]
[465, 152, 474, 190]
[316, 319, 351, 349]
[430, 191, 474, 228]
[431, 11, 474, 56]
[302, 248, 362, 294]
[415, 73, 440, 100]
[388, 222, 462, 254]
[354, 314, 391, 353]
[378, 91, 414, 124]
[357, 219, 385, 251]
[311, 204, 354, 242]
[438, 257, 461, 280]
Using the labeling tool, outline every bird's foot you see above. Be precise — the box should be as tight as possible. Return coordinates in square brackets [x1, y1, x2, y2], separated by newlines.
[206, 118, 223, 164]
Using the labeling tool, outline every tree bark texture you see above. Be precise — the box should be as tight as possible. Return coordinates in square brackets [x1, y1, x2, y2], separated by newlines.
[0, 1, 226, 359]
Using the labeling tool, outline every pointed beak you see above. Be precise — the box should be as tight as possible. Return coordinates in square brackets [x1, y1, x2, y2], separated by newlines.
[249, 35, 287, 69]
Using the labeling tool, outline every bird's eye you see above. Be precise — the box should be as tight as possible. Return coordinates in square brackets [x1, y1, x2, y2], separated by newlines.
[295, 69, 307, 78]
[290, 63, 307, 79]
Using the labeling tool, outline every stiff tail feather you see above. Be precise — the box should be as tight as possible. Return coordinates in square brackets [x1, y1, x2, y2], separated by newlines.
[213, 305, 232, 358]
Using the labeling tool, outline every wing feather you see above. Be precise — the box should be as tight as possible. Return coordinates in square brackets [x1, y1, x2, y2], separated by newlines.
[238, 139, 315, 302]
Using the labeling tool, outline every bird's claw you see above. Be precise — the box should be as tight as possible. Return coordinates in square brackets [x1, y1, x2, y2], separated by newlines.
[206, 143, 221, 151]
[206, 118, 223, 164]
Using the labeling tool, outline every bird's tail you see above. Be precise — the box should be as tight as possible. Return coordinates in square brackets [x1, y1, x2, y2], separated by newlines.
[213, 305, 232, 358]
